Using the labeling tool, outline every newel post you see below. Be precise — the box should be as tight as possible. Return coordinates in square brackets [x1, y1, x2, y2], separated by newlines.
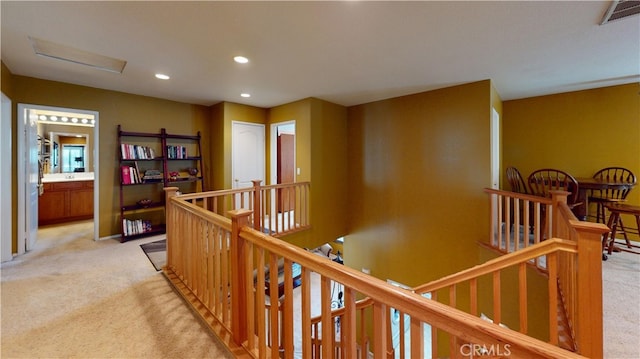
[571, 220, 609, 358]
[229, 209, 253, 346]
[164, 187, 179, 267]
[550, 190, 569, 236]
[252, 180, 262, 231]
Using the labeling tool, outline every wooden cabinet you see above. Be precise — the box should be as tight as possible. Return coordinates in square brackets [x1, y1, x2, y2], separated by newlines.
[38, 180, 94, 225]
[118, 125, 204, 242]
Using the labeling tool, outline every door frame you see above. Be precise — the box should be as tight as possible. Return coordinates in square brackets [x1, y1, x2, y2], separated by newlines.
[17, 104, 100, 248]
[1, 93, 12, 261]
[270, 121, 296, 186]
[231, 121, 265, 189]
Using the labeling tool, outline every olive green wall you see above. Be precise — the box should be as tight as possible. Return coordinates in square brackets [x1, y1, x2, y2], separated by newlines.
[503, 83, 639, 196]
[503, 83, 640, 237]
[6, 74, 211, 240]
[268, 98, 349, 250]
[345, 80, 493, 287]
[1, 62, 14, 97]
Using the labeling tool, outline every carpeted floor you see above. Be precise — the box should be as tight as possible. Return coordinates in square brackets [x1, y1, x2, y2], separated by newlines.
[601, 245, 640, 359]
[0, 220, 233, 359]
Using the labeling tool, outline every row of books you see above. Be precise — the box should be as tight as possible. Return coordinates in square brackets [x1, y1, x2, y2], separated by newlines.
[122, 218, 153, 236]
[121, 165, 165, 184]
[121, 165, 142, 184]
[121, 143, 157, 160]
[167, 145, 188, 159]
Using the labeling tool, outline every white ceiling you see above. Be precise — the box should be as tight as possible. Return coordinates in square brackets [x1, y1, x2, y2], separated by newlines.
[1, 1, 639, 108]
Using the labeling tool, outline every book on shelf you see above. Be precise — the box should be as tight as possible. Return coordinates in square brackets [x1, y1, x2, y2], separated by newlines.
[166, 145, 187, 159]
[121, 165, 142, 184]
[122, 218, 153, 236]
[121, 143, 157, 160]
[142, 169, 163, 182]
[121, 165, 131, 184]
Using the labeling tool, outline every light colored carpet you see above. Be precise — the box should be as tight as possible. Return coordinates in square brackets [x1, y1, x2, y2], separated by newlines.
[602, 247, 640, 359]
[0, 220, 233, 359]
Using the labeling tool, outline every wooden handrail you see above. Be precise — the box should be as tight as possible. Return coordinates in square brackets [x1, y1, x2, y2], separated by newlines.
[414, 238, 577, 294]
[163, 184, 608, 359]
[235, 224, 589, 358]
[168, 180, 310, 237]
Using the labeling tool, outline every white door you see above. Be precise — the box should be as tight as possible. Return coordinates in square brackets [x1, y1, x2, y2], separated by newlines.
[232, 122, 265, 211]
[232, 121, 265, 189]
[17, 105, 40, 253]
[1, 93, 12, 262]
[26, 109, 40, 251]
[490, 107, 500, 190]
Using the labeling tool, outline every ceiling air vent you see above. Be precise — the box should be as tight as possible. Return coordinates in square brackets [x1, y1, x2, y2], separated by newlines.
[601, 0, 640, 24]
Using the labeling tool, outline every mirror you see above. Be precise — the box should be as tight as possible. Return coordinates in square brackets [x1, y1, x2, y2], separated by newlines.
[61, 142, 86, 173]
[37, 115, 94, 174]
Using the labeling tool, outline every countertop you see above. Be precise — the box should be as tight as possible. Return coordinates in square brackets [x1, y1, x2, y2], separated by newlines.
[42, 173, 95, 183]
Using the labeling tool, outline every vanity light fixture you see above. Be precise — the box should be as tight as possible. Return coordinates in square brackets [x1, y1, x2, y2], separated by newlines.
[234, 56, 249, 64]
[155, 73, 170, 80]
[34, 110, 95, 127]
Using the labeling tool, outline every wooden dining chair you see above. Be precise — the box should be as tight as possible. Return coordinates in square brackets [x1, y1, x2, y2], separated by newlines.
[528, 168, 582, 216]
[590, 167, 636, 244]
[506, 166, 534, 239]
[506, 166, 528, 194]
[527, 169, 582, 241]
[528, 169, 580, 204]
[589, 167, 636, 223]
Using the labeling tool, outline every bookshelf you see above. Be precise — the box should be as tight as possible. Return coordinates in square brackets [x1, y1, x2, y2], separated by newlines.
[117, 125, 204, 242]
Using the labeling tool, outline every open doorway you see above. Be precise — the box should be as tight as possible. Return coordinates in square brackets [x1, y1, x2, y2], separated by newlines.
[270, 121, 296, 187]
[17, 104, 99, 255]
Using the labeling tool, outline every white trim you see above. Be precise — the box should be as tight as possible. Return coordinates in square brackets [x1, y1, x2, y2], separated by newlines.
[17, 104, 27, 255]
[17, 103, 100, 245]
[1, 93, 12, 261]
[270, 120, 296, 186]
[231, 121, 265, 188]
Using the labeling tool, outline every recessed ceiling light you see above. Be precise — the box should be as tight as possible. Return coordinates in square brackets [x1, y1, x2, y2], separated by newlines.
[234, 56, 249, 64]
[241, 93, 251, 98]
[155, 73, 170, 80]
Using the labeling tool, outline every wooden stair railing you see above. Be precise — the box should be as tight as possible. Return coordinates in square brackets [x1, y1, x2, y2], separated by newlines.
[175, 180, 311, 237]
[306, 189, 609, 358]
[163, 185, 608, 359]
[308, 297, 374, 358]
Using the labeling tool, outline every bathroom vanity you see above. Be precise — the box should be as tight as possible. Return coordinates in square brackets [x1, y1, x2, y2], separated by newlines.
[38, 173, 94, 226]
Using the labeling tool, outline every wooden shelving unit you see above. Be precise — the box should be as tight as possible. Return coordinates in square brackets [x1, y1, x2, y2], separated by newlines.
[117, 125, 204, 242]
